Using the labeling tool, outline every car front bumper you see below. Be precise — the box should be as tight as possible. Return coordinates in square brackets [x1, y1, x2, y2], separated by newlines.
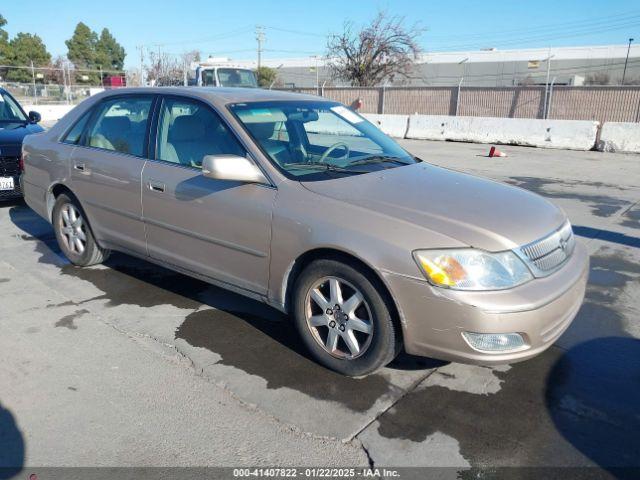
[383, 241, 589, 365]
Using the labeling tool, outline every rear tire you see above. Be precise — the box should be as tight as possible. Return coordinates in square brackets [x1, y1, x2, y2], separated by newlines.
[52, 193, 110, 266]
[293, 259, 401, 376]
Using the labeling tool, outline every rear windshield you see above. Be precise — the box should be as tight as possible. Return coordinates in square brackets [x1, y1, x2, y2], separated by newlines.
[218, 69, 258, 88]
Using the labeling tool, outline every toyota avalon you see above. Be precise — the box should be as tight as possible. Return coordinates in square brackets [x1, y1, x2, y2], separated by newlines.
[21, 88, 588, 376]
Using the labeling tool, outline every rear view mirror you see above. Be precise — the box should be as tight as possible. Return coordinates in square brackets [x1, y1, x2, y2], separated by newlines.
[287, 110, 319, 123]
[202, 155, 268, 184]
[28, 111, 41, 123]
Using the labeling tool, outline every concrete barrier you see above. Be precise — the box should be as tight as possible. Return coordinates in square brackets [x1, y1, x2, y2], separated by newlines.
[598, 122, 640, 153]
[23, 104, 74, 124]
[406, 115, 599, 151]
[362, 114, 409, 138]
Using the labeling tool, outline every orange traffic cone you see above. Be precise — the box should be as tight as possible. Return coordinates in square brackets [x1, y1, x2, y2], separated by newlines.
[488, 146, 507, 157]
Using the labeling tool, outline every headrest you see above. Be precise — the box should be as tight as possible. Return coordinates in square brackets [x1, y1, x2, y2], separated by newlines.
[170, 115, 206, 142]
[100, 116, 131, 135]
[246, 122, 276, 140]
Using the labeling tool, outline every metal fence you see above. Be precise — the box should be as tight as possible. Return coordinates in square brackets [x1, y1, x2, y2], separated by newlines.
[0, 81, 119, 106]
[281, 85, 640, 124]
[0, 64, 128, 106]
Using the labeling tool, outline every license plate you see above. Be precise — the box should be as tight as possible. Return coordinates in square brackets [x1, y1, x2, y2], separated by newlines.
[0, 177, 14, 191]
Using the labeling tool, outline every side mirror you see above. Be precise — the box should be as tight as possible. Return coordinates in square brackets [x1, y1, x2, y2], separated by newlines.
[202, 155, 268, 184]
[28, 111, 41, 124]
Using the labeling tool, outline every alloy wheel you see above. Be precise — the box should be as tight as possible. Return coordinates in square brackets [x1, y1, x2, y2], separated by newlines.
[304, 276, 374, 359]
[59, 203, 87, 255]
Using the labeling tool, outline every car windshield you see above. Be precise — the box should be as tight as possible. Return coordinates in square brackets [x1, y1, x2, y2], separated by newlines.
[0, 91, 28, 123]
[229, 101, 417, 180]
[218, 68, 258, 88]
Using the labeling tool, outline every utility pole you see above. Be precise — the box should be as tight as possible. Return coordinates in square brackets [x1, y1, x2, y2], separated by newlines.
[622, 38, 634, 85]
[66, 62, 72, 104]
[30, 60, 37, 105]
[256, 25, 265, 71]
[312, 55, 319, 90]
[157, 44, 162, 83]
[137, 45, 145, 86]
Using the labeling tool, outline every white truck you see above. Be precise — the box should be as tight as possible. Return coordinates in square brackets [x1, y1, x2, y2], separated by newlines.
[189, 58, 258, 88]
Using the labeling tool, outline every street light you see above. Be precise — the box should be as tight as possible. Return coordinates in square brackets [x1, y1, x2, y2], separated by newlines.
[542, 52, 555, 119]
[622, 38, 634, 85]
[269, 64, 284, 89]
[455, 57, 469, 116]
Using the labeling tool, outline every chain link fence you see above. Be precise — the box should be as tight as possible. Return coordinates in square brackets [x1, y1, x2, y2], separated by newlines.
[281, 85, 640, 124]
[0, 65, 128, 105]
[4, 63, 640, 124]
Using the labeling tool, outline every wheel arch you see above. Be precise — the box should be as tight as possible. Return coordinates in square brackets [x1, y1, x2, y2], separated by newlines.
[282, 247, 403, 341]
[47, 183, 76, 222]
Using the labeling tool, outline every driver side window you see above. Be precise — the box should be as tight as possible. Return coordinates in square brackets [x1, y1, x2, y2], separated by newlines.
[156, 97, 245, 168]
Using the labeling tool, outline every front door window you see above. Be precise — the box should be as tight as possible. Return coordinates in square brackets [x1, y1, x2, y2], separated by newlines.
[156, 97, 245, 168]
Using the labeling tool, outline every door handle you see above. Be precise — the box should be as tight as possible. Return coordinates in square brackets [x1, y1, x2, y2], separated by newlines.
[73, 162, 91, 175]
[148, 180, 165, 193]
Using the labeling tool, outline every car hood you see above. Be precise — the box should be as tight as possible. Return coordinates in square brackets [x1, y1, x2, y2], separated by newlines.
[301, 163, 566, 251]
[0, 122, 44, 154]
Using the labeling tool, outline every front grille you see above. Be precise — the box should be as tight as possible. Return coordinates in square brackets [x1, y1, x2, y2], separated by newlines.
[0, 156, 21, 198]
[0, 156, 20, 177]
[517, 221, 575, 276]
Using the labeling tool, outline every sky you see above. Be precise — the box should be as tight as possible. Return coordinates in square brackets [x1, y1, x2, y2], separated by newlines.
[2, 0, 639, 69]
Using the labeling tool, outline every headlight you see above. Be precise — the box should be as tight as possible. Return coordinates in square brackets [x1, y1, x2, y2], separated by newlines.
[413, 249, 533, 291]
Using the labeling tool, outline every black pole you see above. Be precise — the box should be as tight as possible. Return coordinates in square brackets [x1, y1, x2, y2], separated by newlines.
[622, 38, 634, 85]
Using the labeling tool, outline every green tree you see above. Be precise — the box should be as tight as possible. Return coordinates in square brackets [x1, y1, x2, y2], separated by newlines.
[256, 66, 277, 87]
[0, 14, 10, 61]
[95, 28, 125, 70]
[6, 33, 51, 82]
[65, 22, 99, 83]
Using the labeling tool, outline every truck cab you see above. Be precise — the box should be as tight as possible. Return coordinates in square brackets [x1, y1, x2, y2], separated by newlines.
[191, 62, 258, 88]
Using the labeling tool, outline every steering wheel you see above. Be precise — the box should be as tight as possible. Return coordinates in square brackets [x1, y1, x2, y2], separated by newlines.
[318, 142, 350, 164]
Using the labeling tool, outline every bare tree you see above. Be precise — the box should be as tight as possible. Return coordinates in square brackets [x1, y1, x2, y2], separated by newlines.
[180, 49, 201, 67]
[145, 51, 183, 86]
[326, 12, 424, 87]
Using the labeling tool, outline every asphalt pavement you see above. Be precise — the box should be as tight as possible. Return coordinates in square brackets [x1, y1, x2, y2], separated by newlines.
[1, 139, 638, 478]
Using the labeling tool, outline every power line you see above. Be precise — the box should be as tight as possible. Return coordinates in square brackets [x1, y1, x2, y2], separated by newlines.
[262, 25, 327, 38]
[424, 10, 640, 41]
[426, 17, 640, 51]
[263, 48, 322, 55]
[143, 26, 254, 48]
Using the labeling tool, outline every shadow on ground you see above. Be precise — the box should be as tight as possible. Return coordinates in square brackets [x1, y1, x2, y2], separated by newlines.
[0, 402, 24, 479]
[374, 337, 640, 474]
[546, 337, 640, 476]
[573, 225, 640, 249]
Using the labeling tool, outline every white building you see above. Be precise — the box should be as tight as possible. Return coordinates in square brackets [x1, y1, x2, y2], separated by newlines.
[210, 44, 640, 87]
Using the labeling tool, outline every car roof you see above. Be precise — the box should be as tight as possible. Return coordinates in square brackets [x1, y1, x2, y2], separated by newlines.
[95, 87, 327, 106]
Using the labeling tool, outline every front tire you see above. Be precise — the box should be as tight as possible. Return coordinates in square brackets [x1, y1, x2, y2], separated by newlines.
[52, 193, 110, 266]
[293, 259, 401, 376]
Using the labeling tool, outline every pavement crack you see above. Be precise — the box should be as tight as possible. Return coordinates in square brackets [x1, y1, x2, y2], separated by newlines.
[349, 367, 439, 442]
[358, 438, 376, 469]
[617, 198, 640, 219]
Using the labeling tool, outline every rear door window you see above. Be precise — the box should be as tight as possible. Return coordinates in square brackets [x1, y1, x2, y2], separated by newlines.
[83, 96, 154, 157]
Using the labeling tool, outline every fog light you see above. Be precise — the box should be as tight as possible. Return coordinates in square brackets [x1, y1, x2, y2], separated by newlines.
[462, 332, 527, 353]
